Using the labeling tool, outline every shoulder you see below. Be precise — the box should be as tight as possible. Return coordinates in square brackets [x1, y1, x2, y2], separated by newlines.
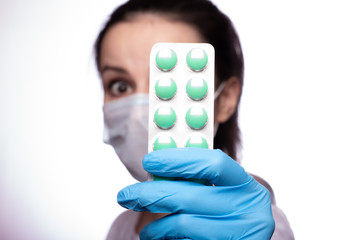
[250, 173, 276, 204]
[250, 174, 295, 239]
[106, 210, 140, 240]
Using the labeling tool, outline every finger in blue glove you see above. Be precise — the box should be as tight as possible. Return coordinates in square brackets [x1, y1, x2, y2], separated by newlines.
[117, 148, 275, 240]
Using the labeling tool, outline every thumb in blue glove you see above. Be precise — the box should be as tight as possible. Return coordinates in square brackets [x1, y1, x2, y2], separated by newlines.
[118, 148, 275, 240]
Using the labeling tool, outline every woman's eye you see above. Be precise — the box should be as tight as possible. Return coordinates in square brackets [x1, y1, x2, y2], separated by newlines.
[109, 80, 133, 97]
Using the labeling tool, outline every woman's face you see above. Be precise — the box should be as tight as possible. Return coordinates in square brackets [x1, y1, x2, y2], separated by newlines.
[99, 14, 204, 103]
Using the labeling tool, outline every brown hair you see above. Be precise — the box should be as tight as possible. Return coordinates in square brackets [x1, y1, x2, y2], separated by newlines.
[95, 0, 244, 160]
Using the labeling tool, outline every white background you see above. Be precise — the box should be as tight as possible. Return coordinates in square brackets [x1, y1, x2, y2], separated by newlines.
[1, 0, 359, 239]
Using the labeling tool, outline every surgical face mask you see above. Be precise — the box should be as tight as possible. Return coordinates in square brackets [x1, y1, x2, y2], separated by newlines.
[103, 83, 226, 182]
[103, 94, 149, 182]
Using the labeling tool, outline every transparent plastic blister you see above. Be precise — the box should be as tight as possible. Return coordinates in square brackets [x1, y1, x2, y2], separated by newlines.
[148, 43, 215, 181]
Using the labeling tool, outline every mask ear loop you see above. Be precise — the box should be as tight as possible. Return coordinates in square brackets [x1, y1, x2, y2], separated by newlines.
[214, 81, 226, 100]
[213, 81, 226, 137]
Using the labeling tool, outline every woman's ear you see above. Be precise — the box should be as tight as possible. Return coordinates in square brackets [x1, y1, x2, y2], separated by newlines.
[215, 76, 241, 123]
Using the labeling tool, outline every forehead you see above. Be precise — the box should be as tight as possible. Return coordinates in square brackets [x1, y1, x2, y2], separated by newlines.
[99, 14, 204, 70]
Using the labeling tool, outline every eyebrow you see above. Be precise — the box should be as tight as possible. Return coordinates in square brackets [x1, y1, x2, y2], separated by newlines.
[100, 65, 127, 75]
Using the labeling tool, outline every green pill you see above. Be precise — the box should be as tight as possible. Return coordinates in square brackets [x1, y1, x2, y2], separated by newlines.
[186, 106, 208, 129]
[153, 135, 177, 151]
[154, 106, 176, 129]
[186, 135, 208, 148]
[186, 78, 208, 100]
[153, 134, 177, 181]
[155, 77, 177, 100]
[156, 48, 177, 71]
[186, 48, 208, 71]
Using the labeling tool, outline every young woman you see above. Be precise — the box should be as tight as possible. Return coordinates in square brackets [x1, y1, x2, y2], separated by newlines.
[95, 0, 294, 239]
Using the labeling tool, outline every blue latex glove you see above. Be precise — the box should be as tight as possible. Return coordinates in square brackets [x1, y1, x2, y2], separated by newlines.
[118, 148, 275, 240]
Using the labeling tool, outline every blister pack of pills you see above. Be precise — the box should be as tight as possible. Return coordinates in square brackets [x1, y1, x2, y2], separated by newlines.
[148, 43, 215, 181]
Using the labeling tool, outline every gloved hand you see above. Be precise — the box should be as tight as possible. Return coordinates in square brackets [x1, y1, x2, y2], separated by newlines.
[117, 148, 275, 240]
